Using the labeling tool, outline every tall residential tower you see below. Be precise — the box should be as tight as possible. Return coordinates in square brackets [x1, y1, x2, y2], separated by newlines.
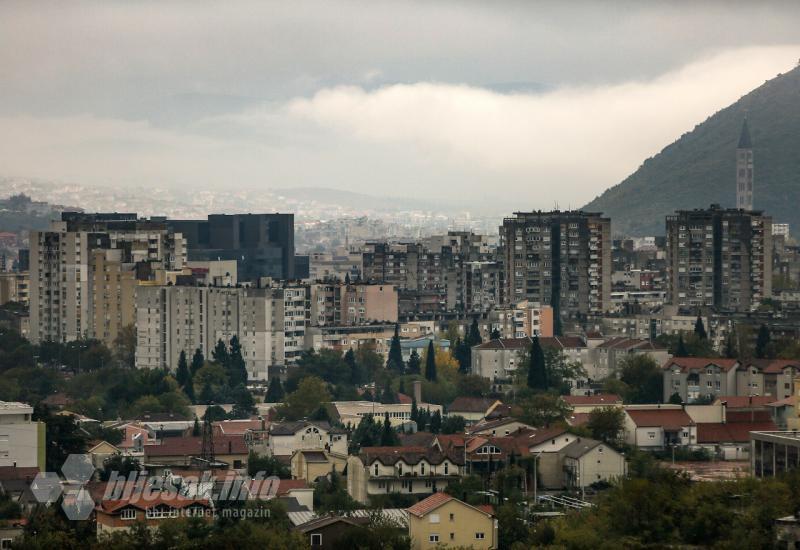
[736, 119, 754, 211]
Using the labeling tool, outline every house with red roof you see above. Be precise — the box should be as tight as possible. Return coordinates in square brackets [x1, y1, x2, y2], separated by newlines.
[736, 360, 800, 401]
[143, 434, 249, 469]
[623, 405, 697, 449]
[95, 494, 213, 534]
[662, 357, 741, 403]
[695, 408, 777, 460]
[406, 493, 496, 550]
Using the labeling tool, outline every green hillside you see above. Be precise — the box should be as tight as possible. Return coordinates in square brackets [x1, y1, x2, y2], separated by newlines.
[584, 64, 800, 236]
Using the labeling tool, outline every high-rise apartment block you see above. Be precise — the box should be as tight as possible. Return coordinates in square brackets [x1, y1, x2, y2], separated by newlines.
[30, 213, 186, 344]
[666, 205, 772, 311]
[135, 283, 306, 381]
[308, 282, 398, 326]
[500, 211, 611, 322]
[168, 214, 295, 282]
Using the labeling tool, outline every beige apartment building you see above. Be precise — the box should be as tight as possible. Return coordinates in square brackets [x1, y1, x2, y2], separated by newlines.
[0, 272, 29, 306]
[30, 213, 185, 344]
[308, 282, 398, 326]
[135, 283, 305, 381]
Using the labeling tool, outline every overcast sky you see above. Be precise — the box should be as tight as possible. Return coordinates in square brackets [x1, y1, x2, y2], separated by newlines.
[1, 1, 799, 212]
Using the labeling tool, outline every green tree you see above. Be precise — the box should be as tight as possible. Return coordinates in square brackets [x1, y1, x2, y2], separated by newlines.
[490, 327, 501, 340]
[379, 379, 396, 404]
[386, 323, 405, 374]
[212, 338, 229, 366]
[424, 340, 437, 381]
[586, 406, 625, 447]
[694, 315, 707, 340]
[228, 335, 248, 387]
[230, 384, 256, 419]
[755, 324, 771, 359]
[380, 412, 399, 446]
[265, 377, 285, 402]
[465, 317, 482, 347]
[676, 333, 689, 357]
[457, 374, 489, 397]
[101, 454, 141, 481]
[527, 336, 548, 390]
[669, 392, 683, 404]
[277, 376, 332, 420]
[248, 451, 290, 477]
[406, 349, 421, 375]
[724, 333, 737, 359]
[349, 414, 382, 453]
[113, 324, 136, 368]
[619, 354, 663, 403]
[518, 393, 571, 426]
[429, 409, 442, 433]
[441, 415, 466, 434]
[190, 348, 204, 375]
[34, 405, 88, 472]
[176, 350, 190, 387]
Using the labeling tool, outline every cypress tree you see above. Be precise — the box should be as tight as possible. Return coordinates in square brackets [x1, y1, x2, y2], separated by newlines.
[191, 348, 204, 375]
[228, 335, 248, 387]
[424, 340, 437, 381]
[466, 317, 482, 347]
[676, 333, 689, 357]
[429, 410, 442, 434]
[527, 336, 548, 391]
[724, 333, 737, 359]
[265, 377, 285, 402]
[386, 323, 405, 374]
[176, 350, 190, 387]
[755, 324, 771, 359]
[694, 315, 707, 340]
[380, 412, 398, 446]
[407, 350, 421, 375]
[410, 398, 419, 424]
[212, 339, 229, 366]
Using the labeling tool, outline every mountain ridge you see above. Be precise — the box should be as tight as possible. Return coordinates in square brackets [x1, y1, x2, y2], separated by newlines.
[583, 64, 800, 236]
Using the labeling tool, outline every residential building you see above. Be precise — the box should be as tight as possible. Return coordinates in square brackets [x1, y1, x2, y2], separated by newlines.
[267, 421, 348, 458]
[623, 405, 697, 449]
[308, 282, 398, 326]
[346, 446, 464, 504]
[0, 272, 28, 306]
[29, 212, 185, 344]
[486, 301, 554, 339]
[95, 496, 213, 534]
[168, 213, 295, 281]
[500, 210, 612, 322]
[143, 434, 249, 468]
[307, 251, 363, 282]
[406, 493, 497, 550]
[587, 337, 669, 381]
[561, 437, 627, 489]
[696, 409, 776, 460]
[303, 324, 395, 360]
[135, 283, 304, 380]
[666, 205, 772, 311]
[662, 357, 741, 403]
[0, 402, 45, 469]
[470, 336, 586, 392]
[297, 516, 369, 550]
[290, 449, 348, 482]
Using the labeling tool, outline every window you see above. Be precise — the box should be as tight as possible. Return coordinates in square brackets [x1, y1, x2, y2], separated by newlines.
[430, 514, 440, 524]
[429, 535, 440, 543]
[449, 513, 454, 521]
[310, 533, 322, 546]
[120, 508, 136, 520]
[0, 539, 11, 550]
[476, 532, 486, 540]
[648, 432, 656, 440]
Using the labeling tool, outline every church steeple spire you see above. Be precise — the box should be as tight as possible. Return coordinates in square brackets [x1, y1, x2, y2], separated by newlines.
[736, 118, 753, 210]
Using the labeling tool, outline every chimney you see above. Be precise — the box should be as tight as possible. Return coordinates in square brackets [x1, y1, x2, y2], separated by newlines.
[412, 380, 422, 403]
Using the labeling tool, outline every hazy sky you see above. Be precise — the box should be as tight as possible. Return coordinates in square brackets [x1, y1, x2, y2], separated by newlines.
[2, 1, 799, 212]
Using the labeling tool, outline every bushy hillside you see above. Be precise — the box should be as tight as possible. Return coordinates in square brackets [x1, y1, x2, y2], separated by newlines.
[584, 64, 800, 236]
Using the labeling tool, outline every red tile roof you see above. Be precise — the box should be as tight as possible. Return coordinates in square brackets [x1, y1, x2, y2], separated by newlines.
[625, 408, 694, 429]
[597, 337, 664, 351]
[726, 410, 773, 423]
[762, 360, 800, 374]
[663, 358, 739, 373]
[566, 412, 591, 427]
[448, 397, 500, 413]
[407, 492, 453, 517]
[713, 396, 776, 409]
[144, 435, 248, 457]
[697, 420, 777, 443]
[407, 492, 494, 518]
[98, 495, 211, 513]
[562, 394, 622, 406]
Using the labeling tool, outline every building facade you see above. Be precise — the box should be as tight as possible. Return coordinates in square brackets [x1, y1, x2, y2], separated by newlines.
[500, 211, 611, 322]
[666, 205, 772, 311]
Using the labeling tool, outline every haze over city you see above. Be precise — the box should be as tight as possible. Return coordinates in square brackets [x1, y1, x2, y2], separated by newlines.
[1, 2, 800, 212]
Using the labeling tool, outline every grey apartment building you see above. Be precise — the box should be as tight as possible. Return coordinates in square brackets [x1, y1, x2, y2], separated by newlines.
[168, 213, 295, 282]
[666, 205, 771, 311]
[500, 211, 611, 322]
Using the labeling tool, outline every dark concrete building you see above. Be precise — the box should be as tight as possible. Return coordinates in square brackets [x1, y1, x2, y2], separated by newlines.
[169, 213, 295, 281]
